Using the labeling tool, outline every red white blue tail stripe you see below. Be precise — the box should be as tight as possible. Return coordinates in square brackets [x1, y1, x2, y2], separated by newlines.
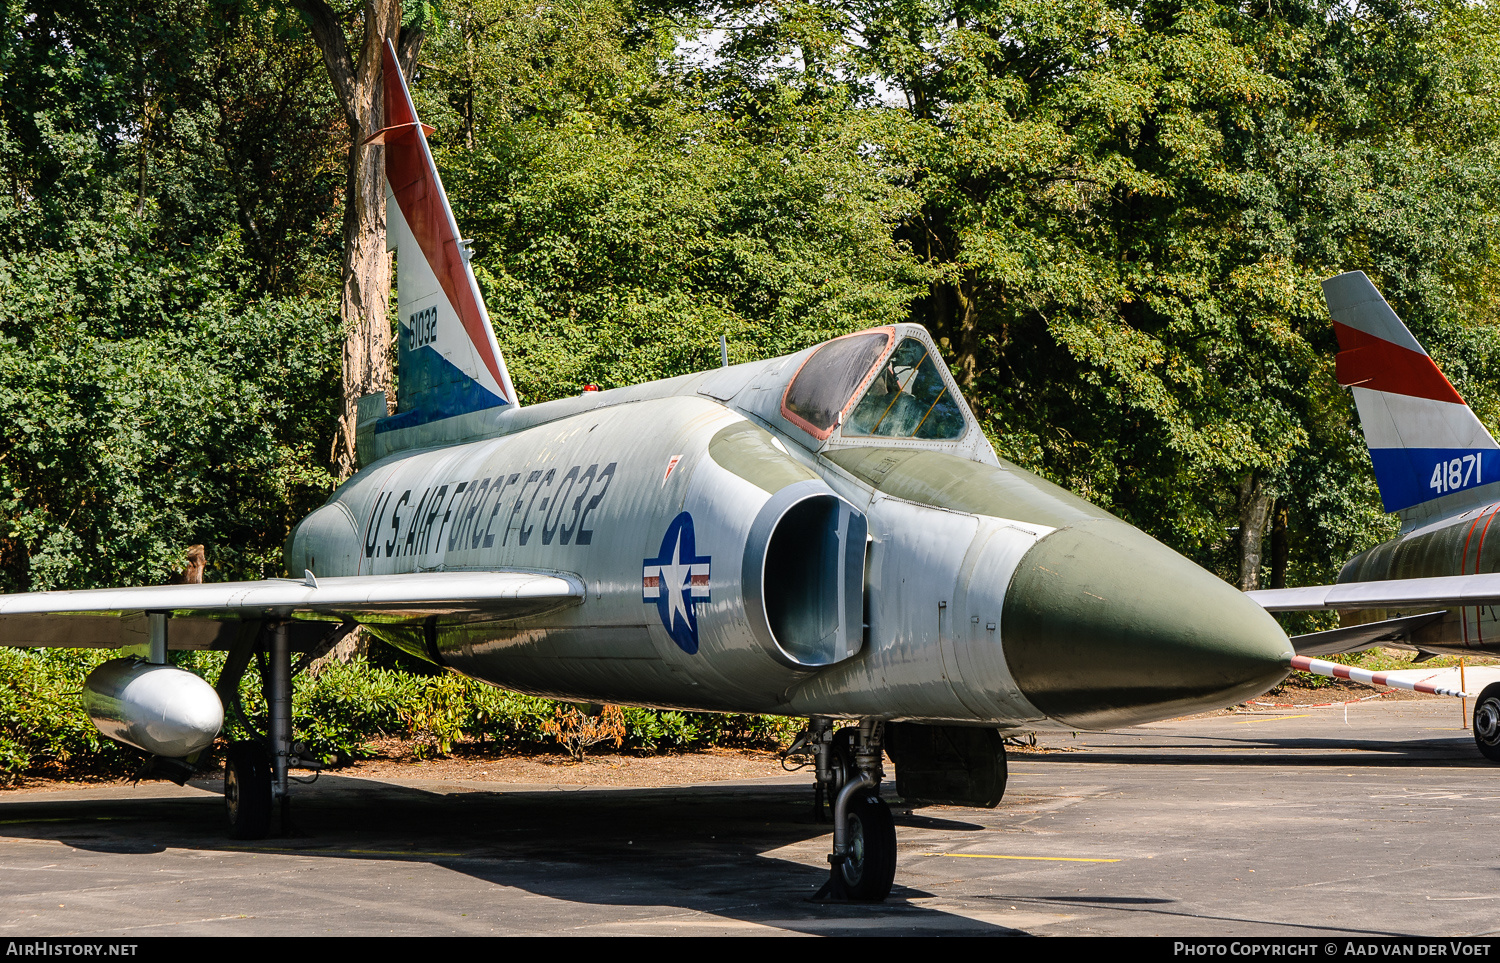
[1324, 271, 1498, 513]
[373, 40, 517, 433]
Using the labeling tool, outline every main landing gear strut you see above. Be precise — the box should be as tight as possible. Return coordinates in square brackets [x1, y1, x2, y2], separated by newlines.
[806, 718, 897, 902]
[221, 620, 349, 839]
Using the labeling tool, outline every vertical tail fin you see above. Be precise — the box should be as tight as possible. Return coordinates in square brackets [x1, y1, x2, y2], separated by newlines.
[1323, 271, 1497, 514]
[373, 40, 518, 432]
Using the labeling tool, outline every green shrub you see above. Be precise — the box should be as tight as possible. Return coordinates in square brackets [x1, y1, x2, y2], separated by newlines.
[622, 707, 700, 749]
[0, 646, 805, 782]
[464, 684, 554, 746]
[294, 658, 421, 761]
[0, 648, 128, 782]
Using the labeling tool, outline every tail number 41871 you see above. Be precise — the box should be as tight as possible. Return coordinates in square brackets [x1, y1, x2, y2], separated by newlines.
[1431, 453, 1483, 495]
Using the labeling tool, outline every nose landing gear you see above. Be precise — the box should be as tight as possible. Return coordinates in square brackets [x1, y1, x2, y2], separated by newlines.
[809, 718, 897, 902]
[835, 791, 897, 901]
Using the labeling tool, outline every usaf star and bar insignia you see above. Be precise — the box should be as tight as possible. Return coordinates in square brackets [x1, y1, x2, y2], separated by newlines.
[643, 511, 711, 654]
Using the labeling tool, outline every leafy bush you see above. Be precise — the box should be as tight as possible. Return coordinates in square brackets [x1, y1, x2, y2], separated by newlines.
[622, 707, 700, 749]
[464, 684, 554, 745]
[543, 704, 626, 761]
[691, 713, 803, 748]
[0, 648, 128, 783]
[400, 672, 471, 759]
[0, 647, 803, 783]
[293, 658, 421, 761]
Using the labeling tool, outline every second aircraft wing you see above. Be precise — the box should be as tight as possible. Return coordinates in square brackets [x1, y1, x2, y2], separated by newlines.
[1247, 573, 1500, 612]
[1246, 575, 1500, 657]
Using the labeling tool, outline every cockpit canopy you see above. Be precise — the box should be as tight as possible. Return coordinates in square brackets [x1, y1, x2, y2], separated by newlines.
[845, 338, 966, 440]
[781, 328, 971, 444]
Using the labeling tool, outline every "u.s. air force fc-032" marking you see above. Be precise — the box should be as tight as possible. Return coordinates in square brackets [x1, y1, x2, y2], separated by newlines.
[361, 461, 617, 559]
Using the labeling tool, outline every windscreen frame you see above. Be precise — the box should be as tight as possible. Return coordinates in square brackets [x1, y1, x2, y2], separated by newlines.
[779, 327, 896, 441]
[841, 336, 969, 442]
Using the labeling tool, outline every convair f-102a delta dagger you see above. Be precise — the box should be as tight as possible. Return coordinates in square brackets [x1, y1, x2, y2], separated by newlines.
[0, 42, 1296, 901]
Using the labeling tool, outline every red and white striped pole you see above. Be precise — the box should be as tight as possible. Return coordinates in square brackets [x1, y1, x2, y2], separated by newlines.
[1290, 655, 1473, 698]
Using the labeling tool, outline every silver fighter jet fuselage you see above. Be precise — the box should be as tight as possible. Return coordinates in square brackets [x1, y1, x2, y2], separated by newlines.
[291, 321, 1291, 733]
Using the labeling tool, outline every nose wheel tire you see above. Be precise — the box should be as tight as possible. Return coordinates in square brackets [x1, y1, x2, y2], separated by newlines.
[225, 741, 272, 839]
[836, 793, 896, 902]
[1475, 684, 1500, 763]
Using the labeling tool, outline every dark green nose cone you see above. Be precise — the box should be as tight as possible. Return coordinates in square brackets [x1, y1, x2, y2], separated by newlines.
[1003, 518, 1292, 729]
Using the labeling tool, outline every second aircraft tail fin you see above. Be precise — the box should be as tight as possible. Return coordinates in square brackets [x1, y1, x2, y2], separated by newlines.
[1324, 271, 1497, 516]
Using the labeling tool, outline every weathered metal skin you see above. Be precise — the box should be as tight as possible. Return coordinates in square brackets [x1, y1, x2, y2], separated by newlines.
[296, 399, 855, 711]
[1336, 502, 1500, 654]
[283, 324, 1292, 728]
[792, 444, 1290, 728]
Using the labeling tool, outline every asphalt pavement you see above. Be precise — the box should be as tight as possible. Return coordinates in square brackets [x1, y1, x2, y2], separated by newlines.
[2, 698, 1497, 937]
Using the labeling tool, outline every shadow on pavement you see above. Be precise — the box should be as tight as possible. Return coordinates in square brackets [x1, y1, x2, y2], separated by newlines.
[0, 775, 1025, 936]
[1021, 731, 1487, 767]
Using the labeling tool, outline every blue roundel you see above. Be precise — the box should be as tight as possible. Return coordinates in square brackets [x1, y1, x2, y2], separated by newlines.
[642, 512, 712, 654]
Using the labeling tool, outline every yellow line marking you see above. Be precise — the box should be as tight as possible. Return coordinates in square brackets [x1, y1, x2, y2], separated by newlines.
[924, 853, 1120, 863]
[1232, 714, 1311, 725]
[0, 818, 83, 826]
[223, 845, 468, 858]
[0, 816, 137, 826]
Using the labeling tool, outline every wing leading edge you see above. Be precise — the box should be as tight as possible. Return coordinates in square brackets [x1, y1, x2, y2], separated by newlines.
[0, 571, 584, 649]
[1248, 575, 1500, 660]
[1247, 573, 1500, 612]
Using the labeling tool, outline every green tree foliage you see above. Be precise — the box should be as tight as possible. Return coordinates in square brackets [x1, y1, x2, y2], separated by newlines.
[0, 648, 125, 783]
[0, 216, 342, 589]
[416, 0, 932, 400]
[0, 1, 347, 589]
[704, 0, 1500, 589]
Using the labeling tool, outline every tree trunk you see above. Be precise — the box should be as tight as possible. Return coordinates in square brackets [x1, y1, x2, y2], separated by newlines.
[1237, 473, 1275, 592]
[1270, 500, 1289, 590]
[953, 268, 980, 388]
[294, 0, 425, 478]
